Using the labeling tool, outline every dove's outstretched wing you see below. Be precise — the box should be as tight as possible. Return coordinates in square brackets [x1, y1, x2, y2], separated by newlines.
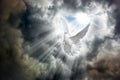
[70, 24, 90, 44]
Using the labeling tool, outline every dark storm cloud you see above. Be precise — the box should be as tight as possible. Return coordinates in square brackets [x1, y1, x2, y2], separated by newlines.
[0, 0, 50, 80]
[114, 7, 120, 35]
[0, 0, 33, 80]
[105, 0, 120, 35]
[63, 0, 92, 8]
[63, 0, 80, 8]
[86, 38, 104, 60]
[86, 38, 120, 80]
[20, 0, 57, 42]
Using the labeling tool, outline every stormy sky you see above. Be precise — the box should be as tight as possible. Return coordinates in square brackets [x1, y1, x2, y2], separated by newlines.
[0, 0, 120, 80]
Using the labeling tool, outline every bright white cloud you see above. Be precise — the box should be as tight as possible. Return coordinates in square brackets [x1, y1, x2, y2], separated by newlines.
[52, 2, 115, 57]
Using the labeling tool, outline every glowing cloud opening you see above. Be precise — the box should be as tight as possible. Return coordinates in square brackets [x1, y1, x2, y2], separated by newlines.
[52, 12, 91, 57]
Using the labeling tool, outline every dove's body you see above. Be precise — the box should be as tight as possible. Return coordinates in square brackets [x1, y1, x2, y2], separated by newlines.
[63, 24, 90, 56]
